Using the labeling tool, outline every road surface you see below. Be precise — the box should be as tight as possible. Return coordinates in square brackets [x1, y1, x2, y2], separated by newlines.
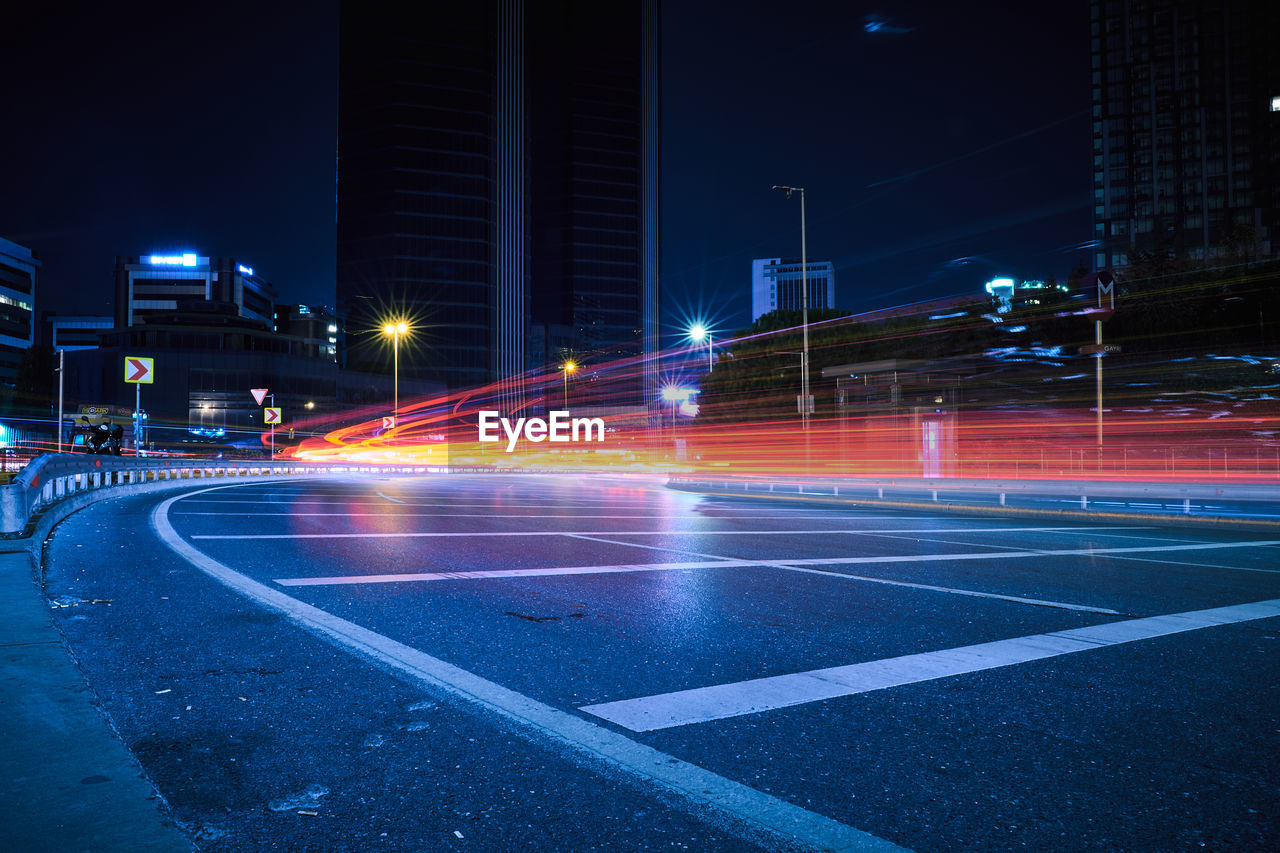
[44, 474, 1280, 851]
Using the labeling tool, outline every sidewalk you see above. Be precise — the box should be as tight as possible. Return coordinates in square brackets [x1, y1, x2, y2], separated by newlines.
[1, 493, 192, 851]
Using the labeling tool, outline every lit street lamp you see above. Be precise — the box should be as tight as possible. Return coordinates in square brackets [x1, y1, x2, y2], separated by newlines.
[562, 360, 577, 407]
[382, 320, 410, 427]
[771, 185, 810, 432]
[688, 323, 713, 372]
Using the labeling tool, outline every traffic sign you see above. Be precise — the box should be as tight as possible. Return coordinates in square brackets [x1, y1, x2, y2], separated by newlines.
[251, 388, 269, 405]
[1079, 344, 1122, 355]
[263, 407, 281, 424]
[382, 416, 396, 430]
[1081, 271, 1117, 319]
[124, 357, 154, 384]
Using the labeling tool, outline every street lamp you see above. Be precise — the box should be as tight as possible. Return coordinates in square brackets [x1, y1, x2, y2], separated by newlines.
[688, 323, 713, 372]
[660, 385, 688, 432]
[771, 185, 810, 432]
[382, 320, 410, 426]
[562, 360, 577, 407]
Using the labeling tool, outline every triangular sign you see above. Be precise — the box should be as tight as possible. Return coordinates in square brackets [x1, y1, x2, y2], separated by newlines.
[251, 388, 269, 405]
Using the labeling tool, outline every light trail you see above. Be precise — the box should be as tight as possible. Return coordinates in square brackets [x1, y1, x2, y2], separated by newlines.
[284, 272, 1279, 483]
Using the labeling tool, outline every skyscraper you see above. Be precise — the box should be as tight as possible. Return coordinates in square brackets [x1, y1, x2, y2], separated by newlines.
[337, 1, 660, 408]
[1091, 0, 1279, 272]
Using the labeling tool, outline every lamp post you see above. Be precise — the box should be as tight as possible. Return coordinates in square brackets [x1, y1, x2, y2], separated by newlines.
[382, 321, 409, 427]
[55, 349, 64, 453]
[562, 360, 577, 408]
[771, 185, 810, 432]
[688, 323, 713, 372]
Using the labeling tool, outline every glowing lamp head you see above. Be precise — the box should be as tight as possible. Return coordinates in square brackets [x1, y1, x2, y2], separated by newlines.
[383, 321, 410, 336]
[689, 324, 708, 343]
[563, 360, 577, 373]
[660, 385, 691, 403]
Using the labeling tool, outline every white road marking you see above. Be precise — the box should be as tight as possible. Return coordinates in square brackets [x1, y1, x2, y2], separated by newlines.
[273, 555, 1119, 614]
[171, 512, 921, 520]
[581, 597, 1280, 731]
[275, 560, 751, 586]
[152, 485, 905, 853]
[1094, 553, 1280, 575]
[562, 534, 1121, 615]
[177, 498, 631, 508]
[764, 564, 1121, 614]
[375, 491, 405, 504]
[191, 526, 1159, 540]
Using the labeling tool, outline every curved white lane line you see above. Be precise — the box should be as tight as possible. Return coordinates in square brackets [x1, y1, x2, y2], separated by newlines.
[151, 484, 907, 853]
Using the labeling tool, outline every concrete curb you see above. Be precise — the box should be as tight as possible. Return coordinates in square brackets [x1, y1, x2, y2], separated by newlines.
[0, 476, 323, 852]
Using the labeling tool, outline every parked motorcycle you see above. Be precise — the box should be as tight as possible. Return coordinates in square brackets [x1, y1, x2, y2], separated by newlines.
[79, 417, 123, 455]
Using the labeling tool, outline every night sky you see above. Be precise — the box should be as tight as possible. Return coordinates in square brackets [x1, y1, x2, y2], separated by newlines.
[3, 1, 1088, 340]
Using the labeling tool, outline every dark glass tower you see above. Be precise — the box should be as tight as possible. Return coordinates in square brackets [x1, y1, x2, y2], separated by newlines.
[337, 0, 659, 406]
[1090, 0, 1279, 271]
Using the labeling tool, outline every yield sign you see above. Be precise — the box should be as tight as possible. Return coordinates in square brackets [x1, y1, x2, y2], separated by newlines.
[250, 388, 269, 405]
[124, 356, 154, 384]
[382, 416, 396, 430]
[263, 407, 282, 424]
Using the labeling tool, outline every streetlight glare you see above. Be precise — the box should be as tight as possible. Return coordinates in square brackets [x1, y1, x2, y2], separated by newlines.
[689, 323, 707, 343]
[564, 360, 577, 373]
[381, 318, 412, 430]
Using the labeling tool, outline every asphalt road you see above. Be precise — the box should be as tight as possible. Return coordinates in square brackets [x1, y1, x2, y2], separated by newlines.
[44, 474, 1280, 851]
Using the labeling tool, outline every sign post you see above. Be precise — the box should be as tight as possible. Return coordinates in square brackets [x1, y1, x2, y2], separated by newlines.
[124, 356, 154, 452]
[251, 388, 276, 457]
[1083, 272, 1116, 450]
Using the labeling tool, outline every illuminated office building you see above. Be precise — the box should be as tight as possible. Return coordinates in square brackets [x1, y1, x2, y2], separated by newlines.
[113, 253, 276, 329]
[751, 257, 835, 322]
[1091, 0, 1280, 270]
[337, 0, 660, 406]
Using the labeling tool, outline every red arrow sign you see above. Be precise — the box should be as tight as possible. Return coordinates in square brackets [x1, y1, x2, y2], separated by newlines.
[124, 356, 154, 384]
[263, 407, 281, 424]
[382, 416, 396, 430]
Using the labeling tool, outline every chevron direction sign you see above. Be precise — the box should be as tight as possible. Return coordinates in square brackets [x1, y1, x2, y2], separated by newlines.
[124, 357, 154, 384]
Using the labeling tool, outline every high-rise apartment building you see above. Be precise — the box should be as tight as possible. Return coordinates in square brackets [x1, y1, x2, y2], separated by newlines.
[1091, 0, 1279, 271]
[337, 1, 660, 407]
[751, 257, 836, 322]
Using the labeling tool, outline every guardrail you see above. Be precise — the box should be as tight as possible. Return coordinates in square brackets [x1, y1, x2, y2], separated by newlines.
[0, 454, 454, 536]
[667, 474, 1280, 522]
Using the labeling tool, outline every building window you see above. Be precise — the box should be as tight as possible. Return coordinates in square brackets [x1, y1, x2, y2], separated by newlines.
[1272, 96, 1280, 112]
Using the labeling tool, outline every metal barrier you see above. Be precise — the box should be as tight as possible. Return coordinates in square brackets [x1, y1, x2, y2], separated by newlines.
[0, 454, 592, 535]
[667, 474, 1280, 522]
[0, 454, 449, 535]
